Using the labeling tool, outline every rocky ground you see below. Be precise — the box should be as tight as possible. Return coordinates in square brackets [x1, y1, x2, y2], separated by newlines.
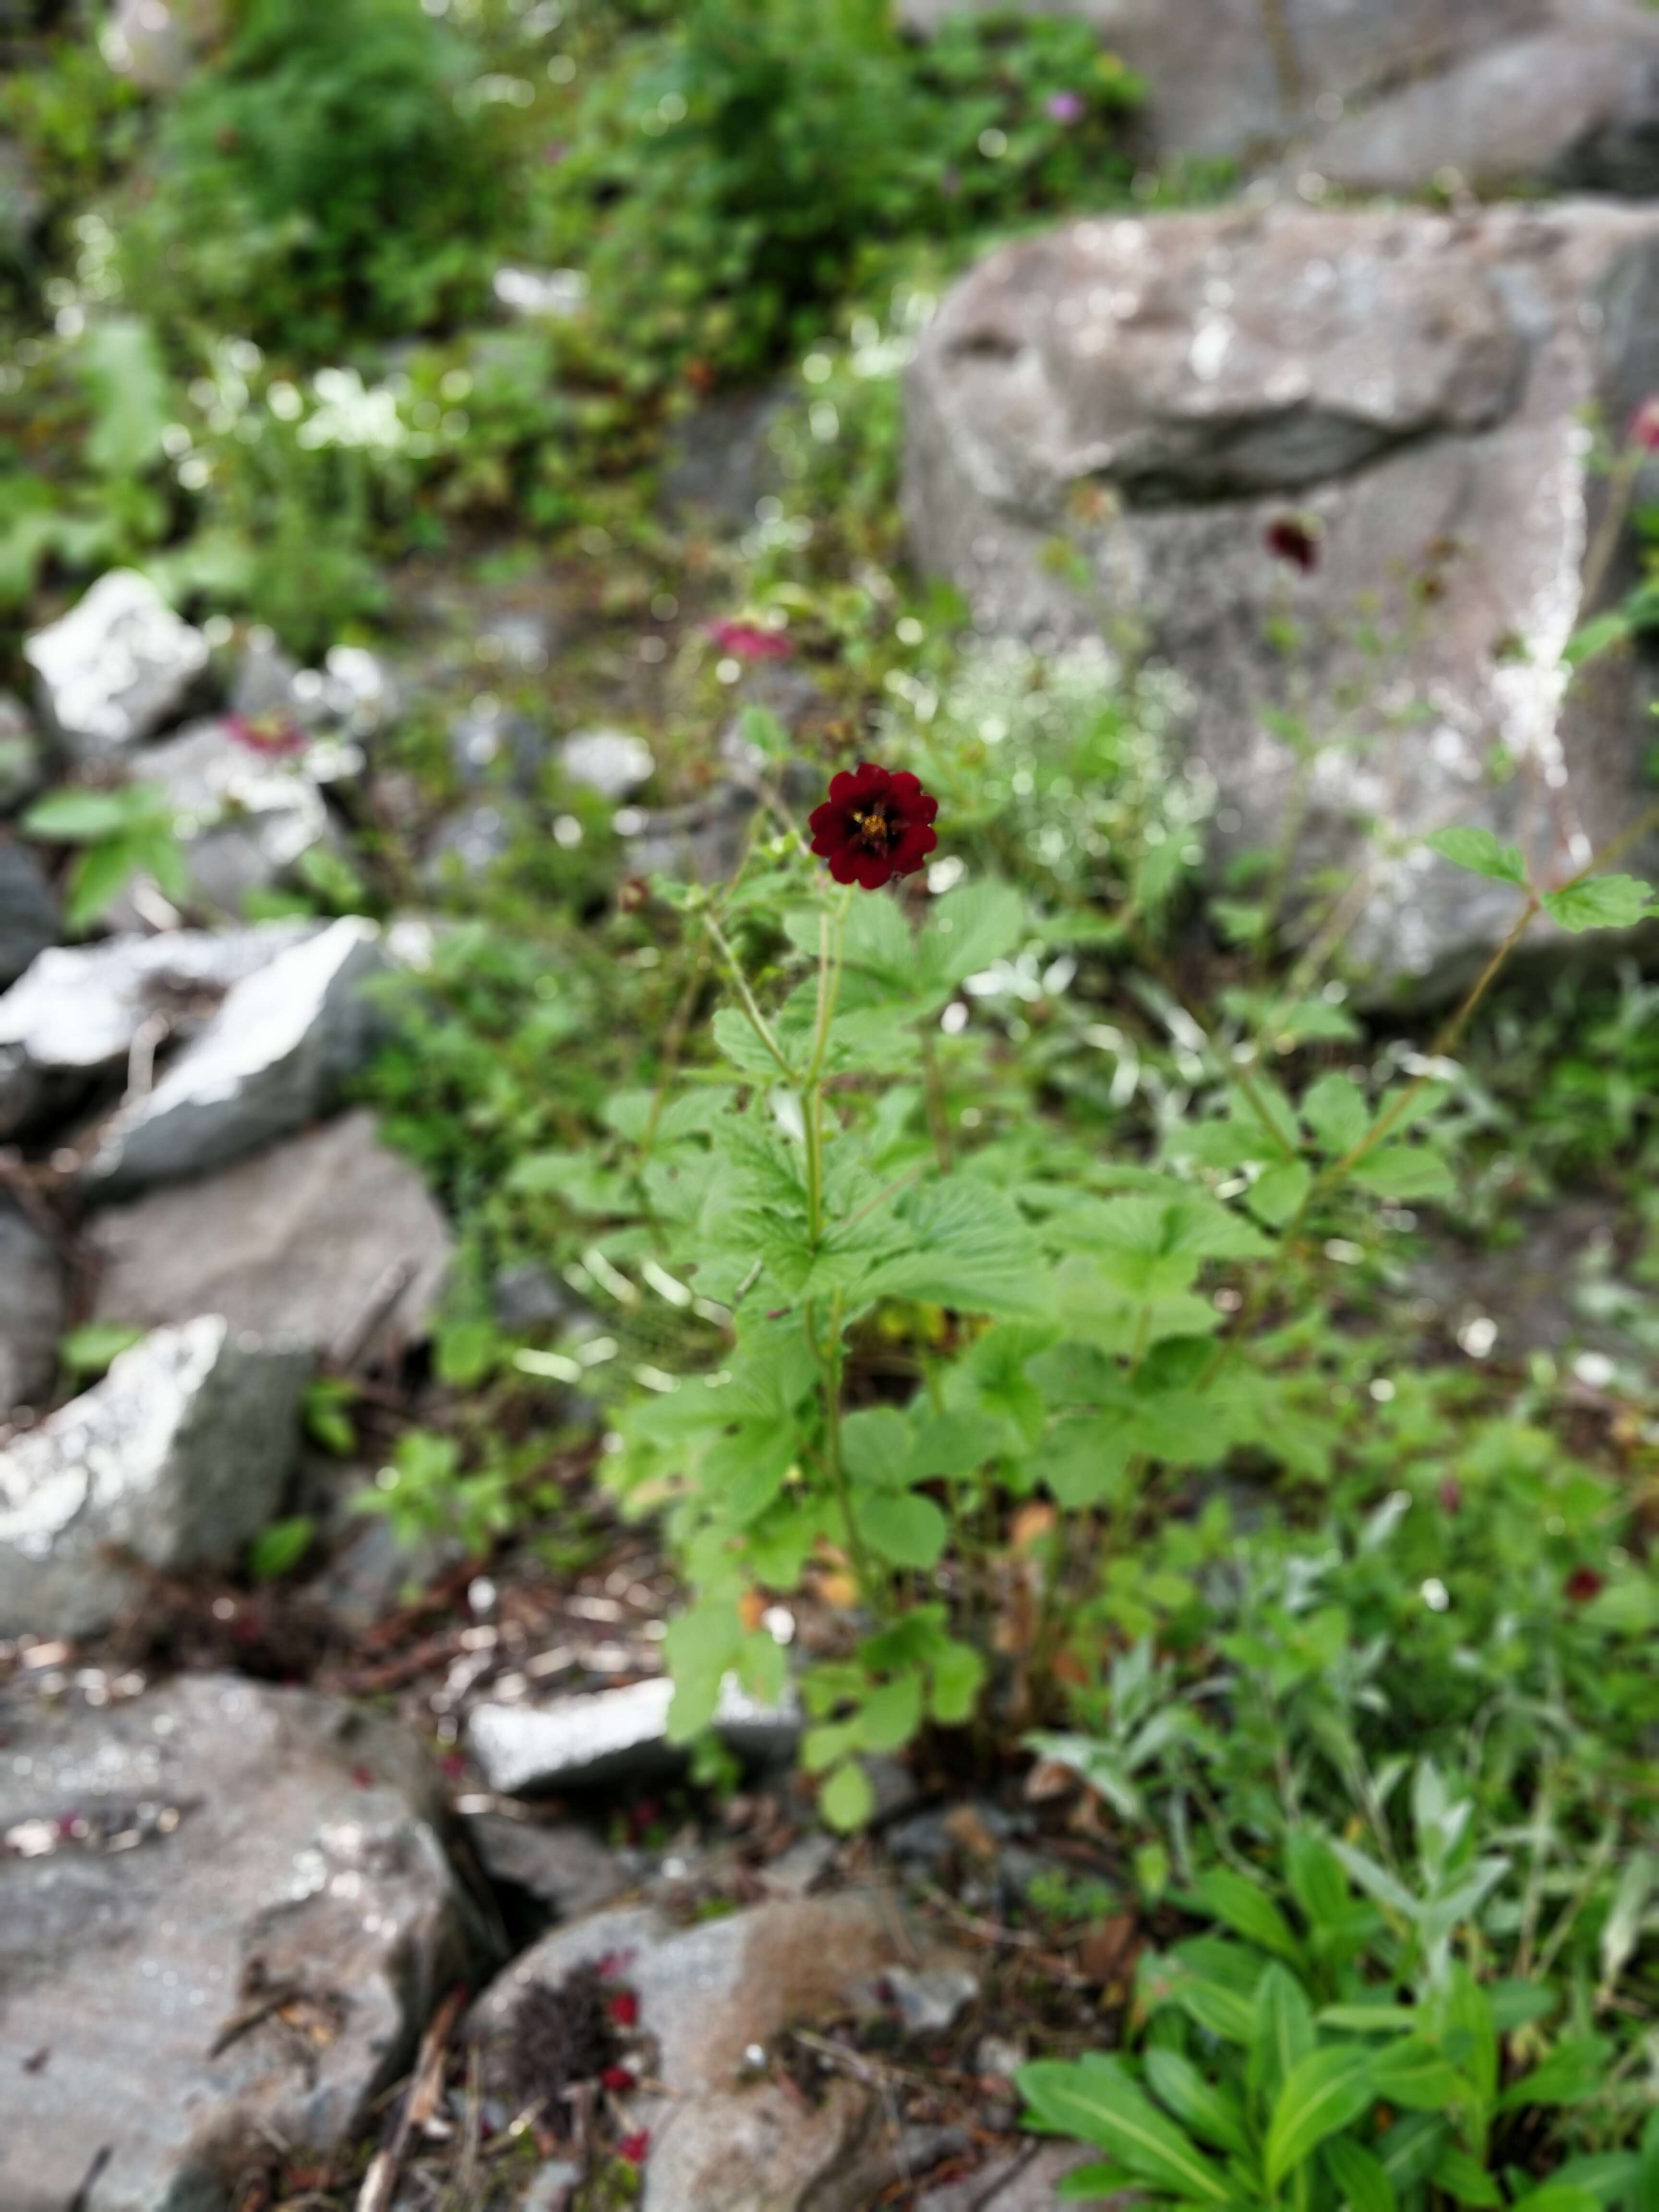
[2, 2, 1658, 2208]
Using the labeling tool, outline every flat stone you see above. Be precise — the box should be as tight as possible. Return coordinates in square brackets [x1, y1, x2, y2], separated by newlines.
[915, 2144, 1108, 2212]
[662, 388, 788, 528]
[25, 570, 210, 758]
[470, 1888, 967, 2212]
[466, 1810, 633, 1919]
[558, 728, 655, 801]
[449, 698, 543, 790]
[0, 837, 58, 988]
[129, 717, 355, 916]
[884, 1964, 981, 2034]
[1301, 20, 1659, 197]
[83, 917, 388, 1194]
[421, 798, 526, 890]
[0, 1316, 308, 1637]
[87, 1109, 451, 1360]
[0, 1671, 489, 2212]
[467, 1678, 799, 1796]
[904, 198, 1659, 995]
[0, 1197, 64, 1415]
[0, 920, 316, 1142]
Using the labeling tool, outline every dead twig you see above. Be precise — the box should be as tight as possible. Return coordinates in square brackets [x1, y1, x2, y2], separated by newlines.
[354, 1984, 467, 2212]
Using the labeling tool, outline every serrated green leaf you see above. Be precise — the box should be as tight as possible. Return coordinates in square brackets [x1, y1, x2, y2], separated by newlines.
[1425, 827, 1528, 887]
[819, 1758, 875, 1831]
[710, 1003, 794, 1077]
[858, 1670, 924, 1753]
[855, 1489, 948, 1569]
[1349, 1146, 1456, 1202]
[1250, 1160, 1312, 1228]
[1303, 1072, 1371, 1156]
[1265, 2047, 1375, 2191]
[861, 1179, 1049, 1317]
[919, 879, 1025, 993]
[1541, 875, 1654, 935]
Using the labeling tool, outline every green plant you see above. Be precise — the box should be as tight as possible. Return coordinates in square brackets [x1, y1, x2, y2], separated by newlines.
[127, 0, 507, 355]
[1019, 1769, 1648, 2210]
[22, 780, 184, 930]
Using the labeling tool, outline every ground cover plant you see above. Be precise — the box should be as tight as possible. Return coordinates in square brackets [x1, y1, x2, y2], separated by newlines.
[0, 2, 1656, 2206]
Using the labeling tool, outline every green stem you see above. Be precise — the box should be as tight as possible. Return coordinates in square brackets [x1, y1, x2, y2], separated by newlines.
[918, 1019, 954, 1172]
[702, 910, 796, 1081]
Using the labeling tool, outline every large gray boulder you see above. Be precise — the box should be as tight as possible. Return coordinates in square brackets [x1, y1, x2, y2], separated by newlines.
[0, 1316, 307, 1637]
[24, 570, 210, 759]
[83, 916, 388, 1193]
[0, 1672, 489, 2212]
[467, 1677, 798, 1797]
[896, 0, 1548, 160]
[904, 198, 1659, 993]
[1300, 18, 1659, 197]
[88, 1109, 452, 1360]
[0, 920, 315, 1140]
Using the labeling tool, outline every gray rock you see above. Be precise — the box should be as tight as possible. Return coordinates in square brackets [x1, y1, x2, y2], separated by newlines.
[884, 1964, 981, 2034]
[320, 644, 396, 735]
[557, 727, 655, 801]
[467, 1676, 799, 1796]
[1301, 20, 1659, 197]
[449, 698, 543, 790]
[101, 0, 216, 91]
[915, 2145, 1106, 2212]
[494, 1260, 582, 1332]
[0, 1316, 308, 1637]
[896, 0, 1555, 161]
[904, 198, 1659, 995]
[0, 1671, 488, 2212]
[83, 916, 388, 1194]
[492, 265, 588, 319]
[478, 612, 555, 673]
[466, 1810, 632, 1919]
[87, 1109, 452, 1360]
[0, 691, 45, 814]
[470, 1890, 968, 2212]
[129, 716, 354, 916]
[421, 799, 525, 890]
[0, 838, 58, 988]
[24, 570, 210, 759]
[0, 920, 315, 1141]
[229, 630, 306, 726]
[663, 388, 788, 528]
[522, 2163, 584, 2212]
[0, 1198, 64, 1416]
[308, 1507, 454, 1638]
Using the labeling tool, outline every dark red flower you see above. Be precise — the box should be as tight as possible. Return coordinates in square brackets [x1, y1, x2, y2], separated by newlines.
[1265, 514, 1322, 574]
[709, 619, 791, 662]
[1631, 397, 1659, 454]
[225, 712, 307, 758]
[808, 761, 938, 890]
[1564, 1566, 1605, 1604]
[607, 1990, 640, 2028]
[618, 2132, 650, 2166]
[601, 2064, 636, 2091]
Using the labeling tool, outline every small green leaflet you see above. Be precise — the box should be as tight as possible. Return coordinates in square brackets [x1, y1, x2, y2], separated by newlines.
[1425, 828, 1528, 888]
[1143, 2047, 1253, 2158]
[1264, 2047, 1376, 2191]
[1190, 1869, 1305, 1968]
[819, 1759, 874, 1831]
[1302, 1072, 1371, 1156]
[1540, 876, 1655, 934]
[855, 1490, 949, 1570]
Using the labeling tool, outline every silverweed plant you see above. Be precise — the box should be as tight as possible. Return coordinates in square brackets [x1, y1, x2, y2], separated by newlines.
[603, 751, 1659, 1831]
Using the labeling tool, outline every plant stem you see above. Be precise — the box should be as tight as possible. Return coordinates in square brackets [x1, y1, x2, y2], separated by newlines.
[918, 1019, 953, 1172]
[702, 909, 796, 1080]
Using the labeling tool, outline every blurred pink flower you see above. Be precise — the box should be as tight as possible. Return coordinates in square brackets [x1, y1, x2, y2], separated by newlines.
[709, 619, 791, 661]
[1631, 396, 1659, 453]
[1046, 90, 1086, 124]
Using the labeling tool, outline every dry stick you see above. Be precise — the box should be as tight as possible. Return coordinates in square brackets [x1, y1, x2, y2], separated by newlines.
[354, 1984, 467, 2212]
